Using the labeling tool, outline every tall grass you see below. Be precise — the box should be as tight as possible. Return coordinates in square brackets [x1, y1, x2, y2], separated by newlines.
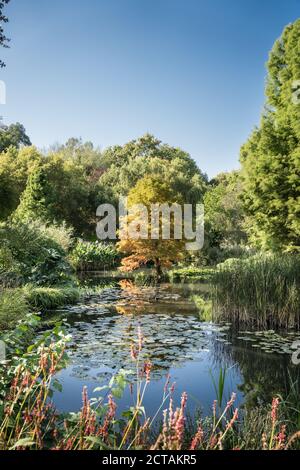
[0, 220, 73, 286]
[212, 255, 300, 329]
[23, 285, 80, 310]
[210, 367, 227, 407]
[0, 289, 29, 330]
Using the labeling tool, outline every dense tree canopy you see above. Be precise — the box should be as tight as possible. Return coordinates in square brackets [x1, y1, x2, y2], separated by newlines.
[15, 155, 95, 235]
[0, 146, 41, 219]
[99, 134, 208, 205]
[52, 137, 104, 175]
[0, 132, 209, 240]
[0, 122, 31, 152]
[240, 19, 300, 252]
[204, 171, 246, 248]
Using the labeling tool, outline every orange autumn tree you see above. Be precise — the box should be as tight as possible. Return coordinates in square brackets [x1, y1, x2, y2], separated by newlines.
[117, 175, 185, 280]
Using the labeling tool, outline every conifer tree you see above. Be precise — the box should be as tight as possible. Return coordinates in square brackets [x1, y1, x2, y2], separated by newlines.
[240, 19, 300, 251]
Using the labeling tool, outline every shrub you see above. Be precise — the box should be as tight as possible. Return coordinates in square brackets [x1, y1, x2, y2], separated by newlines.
[0, 221, 73, 286]
[168, 267, 216, 283]
[23, 285, 80, 310]
[32, 220, 74, 252]
[0, 246, 22, 287]
[213, 254, 300, 328]
[0, 289, 29, 330]
[216, 257, 241, 269]
[70, 240, 120, 271]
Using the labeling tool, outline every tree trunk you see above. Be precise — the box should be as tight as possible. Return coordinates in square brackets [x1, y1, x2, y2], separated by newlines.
[154, 258, 162, 283]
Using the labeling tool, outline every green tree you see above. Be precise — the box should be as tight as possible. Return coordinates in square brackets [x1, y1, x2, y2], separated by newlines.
[0, 146, 41, 219]
[99, 134, 207, 205]
[15, 166, 53, 222]
[14, 154, 97, 236]
[0, 122, 31, 152]
[53, 137, 104, 174]
[204, 171, 246, 247]
[43, 155, 94, 235]
[240, 19, 300, 251]
[0, 160, 20, 219]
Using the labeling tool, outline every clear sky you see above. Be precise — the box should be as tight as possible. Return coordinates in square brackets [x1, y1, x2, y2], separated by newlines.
[0, 0, 299, 177]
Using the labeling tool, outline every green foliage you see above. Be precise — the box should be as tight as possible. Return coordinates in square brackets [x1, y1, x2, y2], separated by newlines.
[15, 165, 53, 222]
[0, 146, 43, 220]
[240, 19, 300, 251]
[0, 220, 73, 286]
[194, 244, 254, 267]
[199, 170, 251, 265]
[23, 285, 80, 310]
[168, 266, 216, 283]
[213, 255, 300, 328]
[0, 288, 29, 330]
[53, 137, 103, 171]
[192, 295, 213, 321]
[35, 221, 74, 252]
[1, 134, 207, 240]
[210, 367, 227, 407]
[0, 245, 22, 287]
[0, 314, 70, 449]
[0, 122, 31, 152]
[204, 171, 247, 248]
[70, 240, 120, 271]
[14, 155, 93, 235]
[99, 134, 207, 205]
[0, 144, 101, 236]
[0, 158, 20, 219]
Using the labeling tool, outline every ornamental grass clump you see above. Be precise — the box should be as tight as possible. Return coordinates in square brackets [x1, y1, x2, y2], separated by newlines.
[0, 288, 29, 330]
[212, 254, 300, 329]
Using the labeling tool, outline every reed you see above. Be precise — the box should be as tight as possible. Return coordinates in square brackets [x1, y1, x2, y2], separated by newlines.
[212, 255, 300, 329]
[0, 289, 29, 330]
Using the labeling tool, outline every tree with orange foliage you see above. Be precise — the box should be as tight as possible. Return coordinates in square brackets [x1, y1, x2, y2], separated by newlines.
[117, 175, 185, 281]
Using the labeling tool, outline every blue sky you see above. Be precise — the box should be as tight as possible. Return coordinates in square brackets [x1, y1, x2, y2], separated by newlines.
[0, 0, 299, 177]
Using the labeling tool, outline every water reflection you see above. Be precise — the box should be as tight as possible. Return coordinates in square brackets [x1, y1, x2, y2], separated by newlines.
[52, 280, 300, 416]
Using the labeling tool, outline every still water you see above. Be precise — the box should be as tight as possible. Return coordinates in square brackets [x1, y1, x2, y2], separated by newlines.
[51, 279, 300, 418]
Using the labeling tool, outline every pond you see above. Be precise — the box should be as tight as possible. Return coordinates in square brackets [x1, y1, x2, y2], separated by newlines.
[51, 278, 300, 419]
